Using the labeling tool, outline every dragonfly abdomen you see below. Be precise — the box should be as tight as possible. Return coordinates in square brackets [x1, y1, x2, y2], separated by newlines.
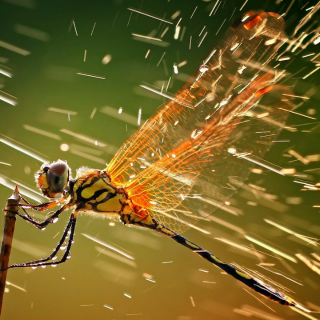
[169, 232, 297, 307]
[127, 212, 297, 307]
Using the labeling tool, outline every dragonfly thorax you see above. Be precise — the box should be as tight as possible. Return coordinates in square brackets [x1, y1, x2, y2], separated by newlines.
[68, 167, 133, 217]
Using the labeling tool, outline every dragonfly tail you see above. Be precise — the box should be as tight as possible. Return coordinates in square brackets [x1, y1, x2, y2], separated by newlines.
[168, 231, 295, 306]
[128, 213, 298, 308]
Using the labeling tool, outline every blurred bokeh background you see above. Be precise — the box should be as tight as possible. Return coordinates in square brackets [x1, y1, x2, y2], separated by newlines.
[0, 0, 320, 319]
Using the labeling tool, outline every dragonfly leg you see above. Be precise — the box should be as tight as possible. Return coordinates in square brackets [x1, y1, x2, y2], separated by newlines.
[19, 195, 33, 206]
[15, 204, 69, 230]
[20, 199, 61, 212]
[3, 213, 77, 270]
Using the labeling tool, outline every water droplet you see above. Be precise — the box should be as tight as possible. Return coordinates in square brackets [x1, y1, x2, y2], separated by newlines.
[41, 265, 46, 269]
[313, 35, 320, 45]
[24, 166, 31, 175]
[102, 54, 112, 65]
[199, 64, 209, 73]
[31, 266, 37, 270]
[173, 63, 178, 74]
[53, 217, 59, 223]
[60, 143, 69, 152]
[51, 264, 57, 268]
[52, 256, 57, 261]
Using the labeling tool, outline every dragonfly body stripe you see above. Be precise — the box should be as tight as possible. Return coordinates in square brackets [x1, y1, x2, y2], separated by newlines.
[210, 254, 224, 264]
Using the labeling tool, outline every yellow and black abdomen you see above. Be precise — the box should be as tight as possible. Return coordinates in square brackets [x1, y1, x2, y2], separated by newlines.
[69, 169, 128, 216]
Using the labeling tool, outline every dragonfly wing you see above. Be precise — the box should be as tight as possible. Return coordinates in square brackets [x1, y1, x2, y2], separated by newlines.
[107, 11, 294, 232]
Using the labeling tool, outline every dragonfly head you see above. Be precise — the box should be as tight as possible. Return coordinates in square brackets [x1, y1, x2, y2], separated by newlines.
[35, 160, 71, 199]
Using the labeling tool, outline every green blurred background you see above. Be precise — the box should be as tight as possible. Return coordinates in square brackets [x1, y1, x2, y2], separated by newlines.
[0, 0, 320, 319]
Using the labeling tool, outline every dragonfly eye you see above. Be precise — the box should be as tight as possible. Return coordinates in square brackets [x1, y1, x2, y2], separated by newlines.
[36, 160, 70, 199]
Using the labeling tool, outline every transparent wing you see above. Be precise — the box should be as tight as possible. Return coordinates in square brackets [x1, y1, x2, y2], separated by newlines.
[107, 11, 294, 233]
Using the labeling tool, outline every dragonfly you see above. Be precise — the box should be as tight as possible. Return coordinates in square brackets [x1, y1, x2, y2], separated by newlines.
[4, 11, 301, 308]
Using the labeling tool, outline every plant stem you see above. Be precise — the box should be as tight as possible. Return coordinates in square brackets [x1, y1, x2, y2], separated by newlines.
[0, 186, 20, 316]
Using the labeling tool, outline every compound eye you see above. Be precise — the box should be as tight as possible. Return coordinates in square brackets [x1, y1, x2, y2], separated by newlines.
[36, 160, 71, 199]
[46, 161, 69, 195]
